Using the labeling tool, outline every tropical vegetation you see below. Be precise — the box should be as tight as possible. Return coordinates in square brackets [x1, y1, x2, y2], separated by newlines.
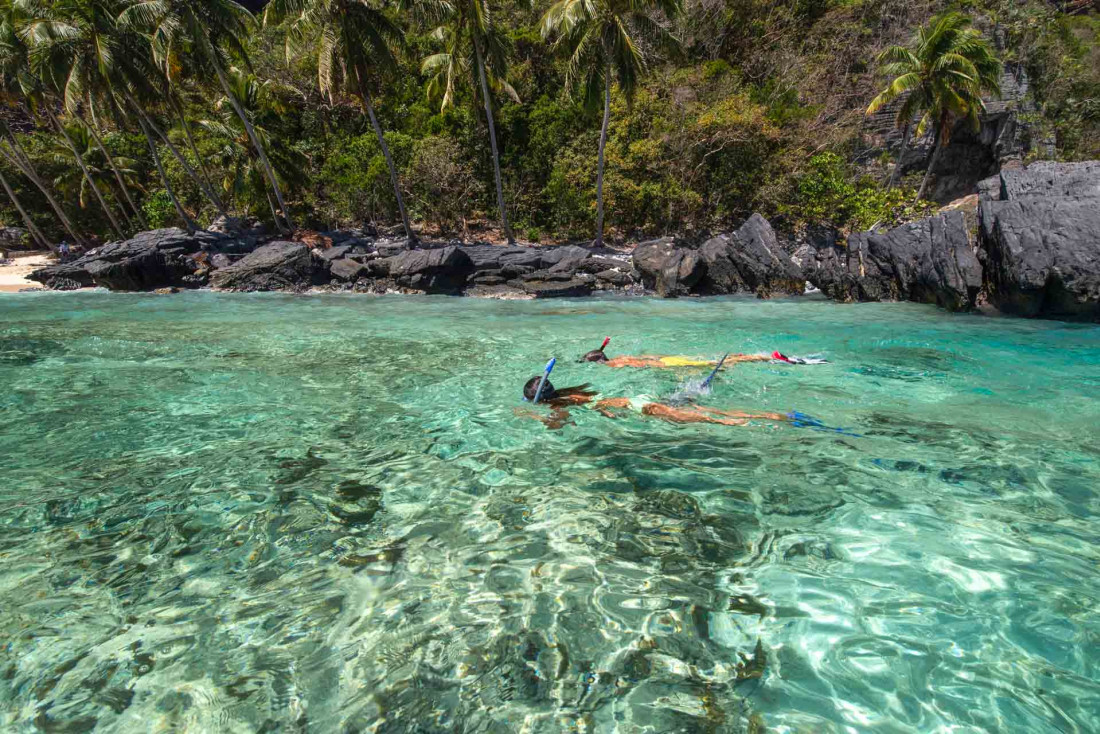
[0, 0, 1096, 248]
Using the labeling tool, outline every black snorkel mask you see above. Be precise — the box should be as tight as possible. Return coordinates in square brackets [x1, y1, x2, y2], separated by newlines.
[579, 336, 611, 363]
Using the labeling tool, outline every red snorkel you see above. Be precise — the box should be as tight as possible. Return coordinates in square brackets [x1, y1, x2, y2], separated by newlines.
[599, 336, 610, 352]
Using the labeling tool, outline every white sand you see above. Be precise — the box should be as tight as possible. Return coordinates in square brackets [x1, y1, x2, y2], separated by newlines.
[0, 253, 51, 292]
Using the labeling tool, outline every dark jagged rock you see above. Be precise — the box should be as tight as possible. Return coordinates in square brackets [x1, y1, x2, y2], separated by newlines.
[210, 241, 318, 292]
[696, 214, 805, 297]
[803, 211, 981, 311]
[29, 228, 227, 291]
[317, 245, 353, 262]
[35, 263, 94, 288]
[42, 277, 83, 291]
[378, 245, 473, 293]
[519, 278, 594, 298]
[463, 244, 592, 276]
[978, 163, 1100, 319]
[544, 245, 591, 273]
[979, 160, 1100, 201]
[329, 257, 367, 283]
[632, 237, 704, 297]
[594, 268, 634, 287]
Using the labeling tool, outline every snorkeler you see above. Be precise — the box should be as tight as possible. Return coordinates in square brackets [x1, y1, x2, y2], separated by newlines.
[517, 375, 789, 430]
[578, 338, 826, 369]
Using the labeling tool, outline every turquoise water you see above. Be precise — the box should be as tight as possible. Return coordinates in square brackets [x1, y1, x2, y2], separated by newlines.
[1, 291, 1099, 733]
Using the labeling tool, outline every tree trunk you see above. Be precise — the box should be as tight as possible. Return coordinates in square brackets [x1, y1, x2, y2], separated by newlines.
[170, 94, 220, 204]
[123, 90, 226, 215]
[262, 186, 281, 228]
[139, 116, 198, 233]
[147, 114, 228, 216]
[1, 133, 85, 247]
[354, 67, 416, 246]
[83, 118, 146, 229]
[916, 122, 945, 204]
[0, 167, 50, 249]
[47, 107, 126, 240]
[887, 122, 912, 191]
[473, 40, 514, 244]
[595, 65, 612, 247]
[207, 55, 293, 232]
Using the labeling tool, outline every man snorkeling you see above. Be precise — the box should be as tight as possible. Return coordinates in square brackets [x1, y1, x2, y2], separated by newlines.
[517, 375, 789, 430]
[578, 338, 824, 369]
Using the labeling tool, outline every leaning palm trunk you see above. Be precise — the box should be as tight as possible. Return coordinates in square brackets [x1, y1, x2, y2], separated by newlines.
[1, 133, 85, 246]
[170, 95, 220, 204]
[473, 40, 514, 244]
[138, 116, 198, 233]
[82, 119, 143, 229]
[203, 47, 292, 231]
[916, 118, 947, 203]
[46, 107, 125, 240]
[122, 91, 227, 215]
[888, 123, 912, 190]
[0, 167, 50, 249]
[594, 65, 612, 247]
[353, 66, 415, 245]
[147, 115, 228, 216]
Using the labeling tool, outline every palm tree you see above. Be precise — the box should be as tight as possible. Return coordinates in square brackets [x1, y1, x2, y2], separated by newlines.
[0, 2, 90, 244]
[120, 0, 294, 231]
[0, 164, 50, 248]
[20, 0, 150, 228]
[266, 0, 415, 243]
[0, 122, 86, 246]
[45, 120, 141, 228]
[18, 0, 129, 238]
[417, 0, 519, 243]
[542, 0, 680, 246]
[198, 67, 306, 224]
[867, 12, 1001, 203]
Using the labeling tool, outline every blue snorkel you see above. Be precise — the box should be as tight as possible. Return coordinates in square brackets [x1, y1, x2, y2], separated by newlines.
[530, 358, 556, 403]
[700, 353, 730, 389]
[669, 352, 729, 406]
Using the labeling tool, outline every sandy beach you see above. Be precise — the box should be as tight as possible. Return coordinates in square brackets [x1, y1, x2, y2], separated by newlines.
[0, 253, 51, 292]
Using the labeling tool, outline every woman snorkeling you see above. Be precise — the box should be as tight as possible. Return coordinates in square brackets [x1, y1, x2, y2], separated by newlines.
[578, 338, 827, 369]
[517, 375, 789, 430]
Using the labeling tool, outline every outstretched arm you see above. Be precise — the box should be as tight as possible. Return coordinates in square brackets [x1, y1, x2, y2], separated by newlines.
[513, 406, 574, 430]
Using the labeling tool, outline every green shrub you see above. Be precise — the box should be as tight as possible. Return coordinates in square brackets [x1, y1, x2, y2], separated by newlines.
[142, 190, 177, 229]
[407, 136, 483, 235]
[317, 132, 415, 227]
[790, 152, 930, 231]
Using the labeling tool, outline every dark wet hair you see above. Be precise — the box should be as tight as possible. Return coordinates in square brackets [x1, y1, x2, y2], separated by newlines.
[579, 349, 609, 363]
[524, 376, 557, 402]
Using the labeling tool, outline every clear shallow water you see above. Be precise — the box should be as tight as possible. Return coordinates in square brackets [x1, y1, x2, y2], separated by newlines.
[1, 291, 1098, 734]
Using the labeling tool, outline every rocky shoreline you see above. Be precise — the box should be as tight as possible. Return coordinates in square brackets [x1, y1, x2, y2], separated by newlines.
[25, 162, 1100, 321]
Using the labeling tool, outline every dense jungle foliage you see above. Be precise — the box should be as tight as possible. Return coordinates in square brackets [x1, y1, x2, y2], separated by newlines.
[0, 0, 1098, 246]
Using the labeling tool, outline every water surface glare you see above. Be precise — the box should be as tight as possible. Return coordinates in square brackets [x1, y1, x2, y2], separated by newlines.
[1, 291, 1098, 733]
